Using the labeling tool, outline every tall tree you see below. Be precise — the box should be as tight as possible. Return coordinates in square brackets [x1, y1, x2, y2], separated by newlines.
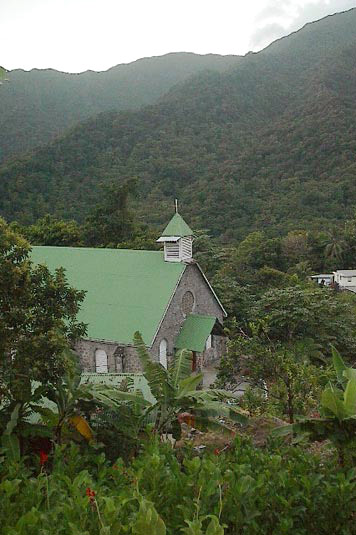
[0, 218, 86, 407]
[323, 229, 348, 264]
[17, 214, 83, 247]
[84, 178, 139, 247]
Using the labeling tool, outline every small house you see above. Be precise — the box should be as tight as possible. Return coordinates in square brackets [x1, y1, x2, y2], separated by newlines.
[333, 270, 356, 293]
[310, 274, 333, 286]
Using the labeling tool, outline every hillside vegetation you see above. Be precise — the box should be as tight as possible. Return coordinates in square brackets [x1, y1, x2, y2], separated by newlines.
[1, 9, 356, 239]
[0, 53, 240, 160]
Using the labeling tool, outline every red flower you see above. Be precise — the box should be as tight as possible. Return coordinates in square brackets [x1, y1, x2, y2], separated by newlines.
[86, 487, 96, 507]
[213, 448, 220, 456]
[39, 450, 48, 466]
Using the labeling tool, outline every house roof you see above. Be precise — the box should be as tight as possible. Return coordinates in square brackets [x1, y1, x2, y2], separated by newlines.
[334, 270, 356, 276]
[30, 246, 185, 346]
[175, 314, 217, 353]
[161, 213, 193, 238]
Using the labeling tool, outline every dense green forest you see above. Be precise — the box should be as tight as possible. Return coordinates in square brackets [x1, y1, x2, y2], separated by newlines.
[3, 11, 356, 530]
[0, 53, 240, 161]
[2, 208, 356, 533]
[1, 9, 356, 238]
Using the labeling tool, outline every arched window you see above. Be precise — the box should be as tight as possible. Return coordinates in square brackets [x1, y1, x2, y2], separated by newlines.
[181, 291, 194, 316]
[159, 339, 168, 369]
[95, 349, 108, 373]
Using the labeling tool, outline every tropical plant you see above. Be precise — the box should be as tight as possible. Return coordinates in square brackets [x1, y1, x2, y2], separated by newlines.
[1, 435, 356, 534]
[251, 285, 356, 359]
[0, 218, 86, 410]
[323, 229, 348, 263]
[33, 361, 96, 444]
[275, 347, 356, 466]
[95, 332, 247, 441]
[217, 330, 327, 423]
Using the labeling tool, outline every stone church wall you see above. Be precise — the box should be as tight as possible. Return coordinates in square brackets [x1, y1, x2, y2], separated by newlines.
[75, 263, 226, 373]
[75, 340, 142, 373]
[150, 263, 225, 360]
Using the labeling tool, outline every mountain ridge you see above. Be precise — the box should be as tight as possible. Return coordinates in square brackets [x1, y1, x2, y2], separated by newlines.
[0, 52, 241, 161]
[1, 8, 356, 240]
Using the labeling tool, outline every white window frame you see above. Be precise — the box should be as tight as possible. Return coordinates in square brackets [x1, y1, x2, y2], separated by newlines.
[95, 349, 108, 373]
[159, 339, 168, 369]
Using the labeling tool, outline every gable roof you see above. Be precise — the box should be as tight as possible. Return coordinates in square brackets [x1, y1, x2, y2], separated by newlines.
[175, 314, 217, 352]
[30, 246, 185, 346]
[161, 213, 193, 238]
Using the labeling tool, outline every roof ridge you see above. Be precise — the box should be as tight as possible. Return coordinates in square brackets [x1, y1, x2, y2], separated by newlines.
[32, 245, 163, 254]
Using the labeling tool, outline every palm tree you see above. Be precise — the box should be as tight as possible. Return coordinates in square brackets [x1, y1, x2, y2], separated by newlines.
[323, 230, 348, 262]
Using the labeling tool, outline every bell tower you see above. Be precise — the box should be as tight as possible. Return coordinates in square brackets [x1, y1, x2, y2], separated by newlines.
[157, 203, 194, 263]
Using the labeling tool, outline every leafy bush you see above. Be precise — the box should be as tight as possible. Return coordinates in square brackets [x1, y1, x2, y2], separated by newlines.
[1, 436, 355, 534]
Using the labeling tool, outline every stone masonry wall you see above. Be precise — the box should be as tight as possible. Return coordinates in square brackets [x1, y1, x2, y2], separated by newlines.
[75, 340, 142, 373]
[75, 263, 226, 373]
[150, 263, 225, 361]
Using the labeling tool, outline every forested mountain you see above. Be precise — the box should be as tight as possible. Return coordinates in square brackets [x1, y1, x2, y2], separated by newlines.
[1, 8, 356, 239]
[0, 53, 240, 160]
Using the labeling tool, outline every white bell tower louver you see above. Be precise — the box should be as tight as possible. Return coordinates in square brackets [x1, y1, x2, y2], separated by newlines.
[157, 208, 194, 263]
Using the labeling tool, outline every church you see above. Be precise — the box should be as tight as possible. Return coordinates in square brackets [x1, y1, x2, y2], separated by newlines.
[31, 211, 227, 373]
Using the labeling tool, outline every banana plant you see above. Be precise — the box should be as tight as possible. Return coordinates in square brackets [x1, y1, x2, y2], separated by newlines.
[33, 365, 95, 444]
[274, 346, 356, 466]
[98, 332, 248, 440]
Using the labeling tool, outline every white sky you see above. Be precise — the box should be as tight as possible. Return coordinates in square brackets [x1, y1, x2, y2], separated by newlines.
[1, 0, 355, 73]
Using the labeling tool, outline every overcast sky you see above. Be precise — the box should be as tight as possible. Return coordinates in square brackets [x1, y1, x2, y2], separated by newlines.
[1, 0, 355, 73]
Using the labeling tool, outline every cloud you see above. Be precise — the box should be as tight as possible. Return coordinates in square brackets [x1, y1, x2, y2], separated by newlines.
[250, 22, 286, 48]
[254, 0, 289, 22]
[250, 0, 356, 49]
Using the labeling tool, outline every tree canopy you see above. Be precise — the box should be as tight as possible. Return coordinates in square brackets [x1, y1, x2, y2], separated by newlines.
[0, 218, 86, 406]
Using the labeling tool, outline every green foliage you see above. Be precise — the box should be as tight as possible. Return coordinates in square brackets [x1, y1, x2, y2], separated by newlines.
[83, 178, 140, 247]
[218, 333, 328, 422]
[15, 215, 83, 247]
[276, 348, 356, 466]
[251, 285, 356, 359]
[1, 404, 21, 462]
[0, 53, 239, 162]
[1, 436, 356, 534]
[132, 331, 247, 438]
[2, 12, 356, 235]
[0, 218, 86, 411]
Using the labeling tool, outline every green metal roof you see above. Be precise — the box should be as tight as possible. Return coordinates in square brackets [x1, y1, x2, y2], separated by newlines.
[161, 213, 193, 237]
[30, 247, 185, 346]
[175, 314, 216, 353]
